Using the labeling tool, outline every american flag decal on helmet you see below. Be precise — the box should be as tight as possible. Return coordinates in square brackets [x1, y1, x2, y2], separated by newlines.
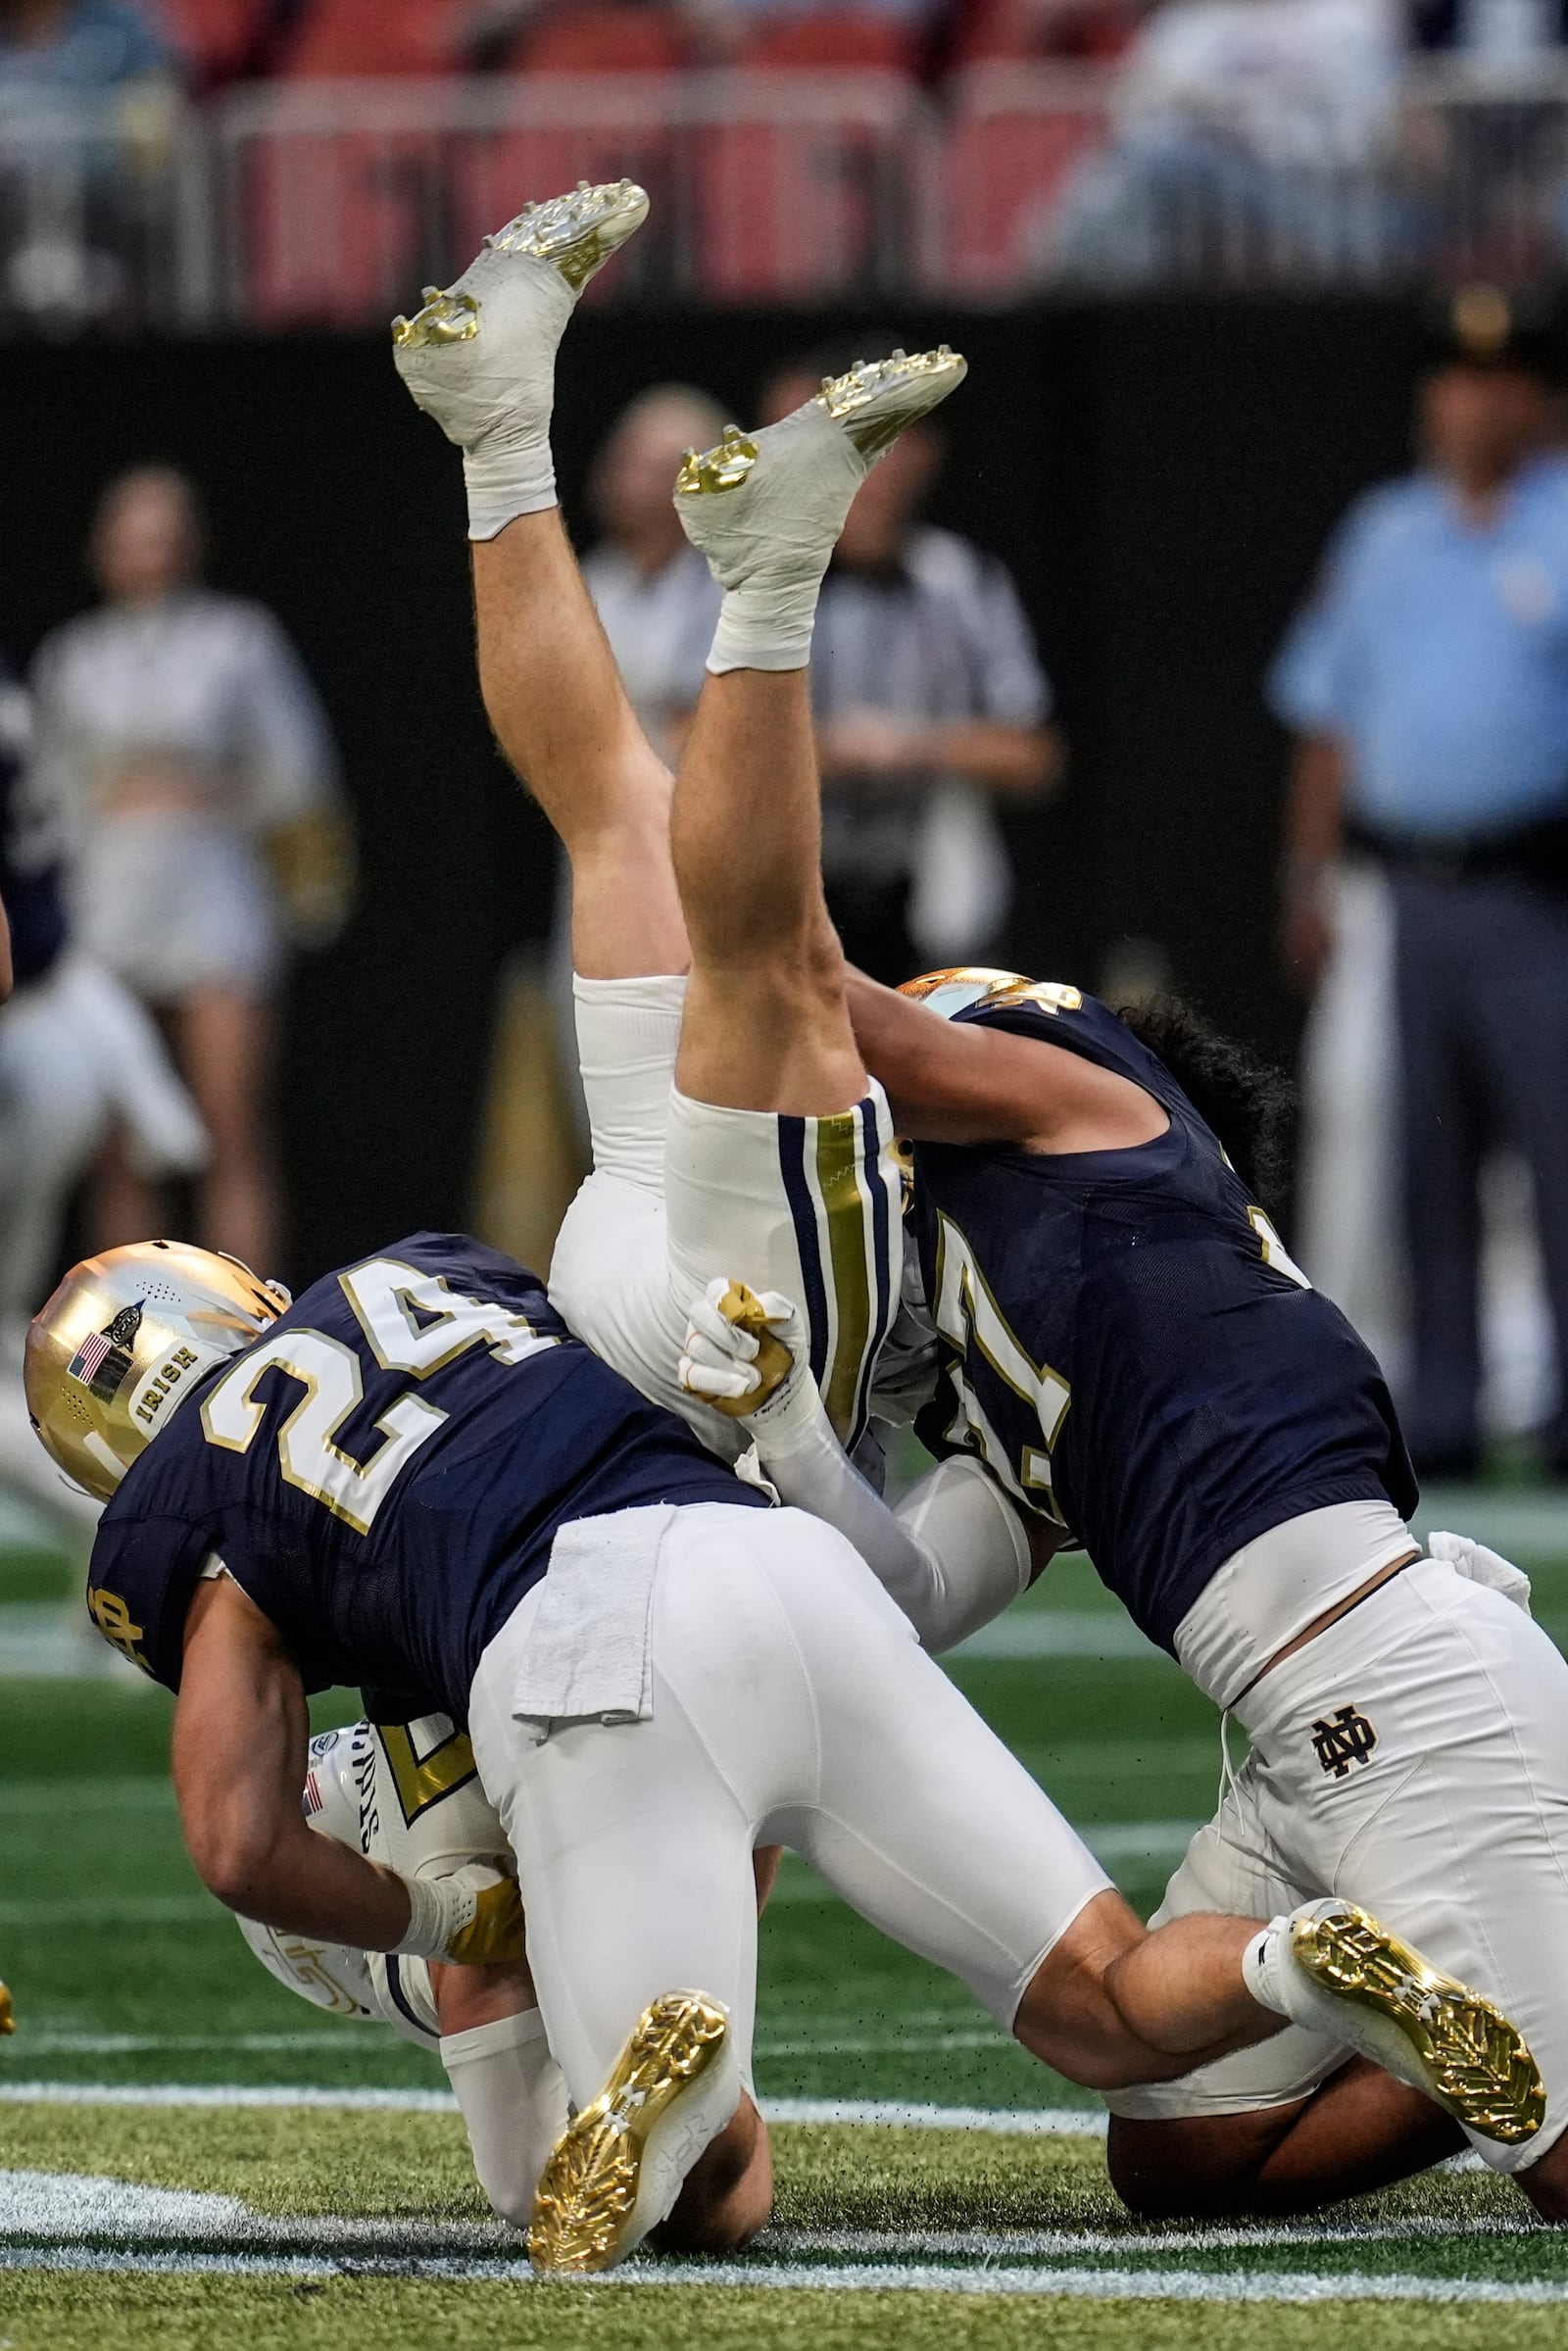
[67, 1301, 142, 1403]
[67, 1331, 111, 1386]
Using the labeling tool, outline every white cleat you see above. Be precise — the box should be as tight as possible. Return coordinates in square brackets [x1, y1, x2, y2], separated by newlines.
[391, 178, 649, 468]
[673, 346, 966, 594]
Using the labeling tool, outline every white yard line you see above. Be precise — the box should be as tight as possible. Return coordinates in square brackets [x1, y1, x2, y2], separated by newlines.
[0, 2081, 1109, 2132]
[1, 2243, 1564, 2303]
[0, 2173, 1537, 2262]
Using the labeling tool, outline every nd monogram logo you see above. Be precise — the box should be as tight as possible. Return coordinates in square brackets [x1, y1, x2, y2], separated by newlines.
[1311, 1703, 1378, 1779]
[87, 1586, 151, 1674]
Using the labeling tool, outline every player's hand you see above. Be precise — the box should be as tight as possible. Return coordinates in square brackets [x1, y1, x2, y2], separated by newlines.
[399, 1862, 526, 1966]
[444, 1870, 526, 1967]
[680, 1278, 806, 1421]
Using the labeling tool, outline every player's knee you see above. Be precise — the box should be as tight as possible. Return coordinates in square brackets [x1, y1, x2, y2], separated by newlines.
[1106, 2117, 1254, 2219]
[1517, 2137, 1568, 2226]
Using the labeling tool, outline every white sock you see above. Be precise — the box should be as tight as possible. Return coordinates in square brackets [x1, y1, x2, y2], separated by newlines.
[463, 433, 558, 542]
[679, 402, 867, 675]
[708, 571, 825, 675]
[1241, 1915, 1298, 2022]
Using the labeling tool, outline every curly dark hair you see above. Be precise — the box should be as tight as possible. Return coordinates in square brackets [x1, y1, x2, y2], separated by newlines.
[1115, 993, 1297, 1213]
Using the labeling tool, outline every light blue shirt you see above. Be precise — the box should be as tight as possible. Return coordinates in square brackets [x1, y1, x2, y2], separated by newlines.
[1269, 453, 1568, 839]
[0, 2, 172, 94]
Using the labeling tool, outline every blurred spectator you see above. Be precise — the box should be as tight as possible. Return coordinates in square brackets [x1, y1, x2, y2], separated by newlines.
[1040, 0, 1416, 287]
[0, 0, 174, 93]
[579, 383, 725, 764]
[0, 644, 205, 1525]
[1412, 0, 1568, 50]
[0, 1, 182, 321]
[30, 465, 351, 1277]
[758, 348, 1059, 983]
[1270, 288, 1568, 1478]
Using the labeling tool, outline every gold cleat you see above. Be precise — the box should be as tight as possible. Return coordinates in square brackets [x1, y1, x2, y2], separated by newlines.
[391, 178, 649, 348]
[675, 423, 760, 498]
[484, 175, 649, 291]
[708, 1281, 794, 1420]
[0, 1981, 13, 2034]
[529, 1989, 731, 2276]
[391, 288, 478, 351]
[815, 345, 967, 458]
[1291, 1901, 1545, 2146]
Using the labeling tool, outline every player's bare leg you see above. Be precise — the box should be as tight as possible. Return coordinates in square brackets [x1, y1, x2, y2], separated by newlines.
[394, 179, 686, 980]
[670, 356, 964, 1114]
[1016, 1886, 1544, 2169]
[1107, 2066, 1568, 2223]
[1106, 2067, 1466, 2218]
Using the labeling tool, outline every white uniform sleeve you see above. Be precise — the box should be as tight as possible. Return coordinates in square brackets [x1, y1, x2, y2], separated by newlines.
[439, 2008, 571, 2232]
[753, 1382, 1031, 1653]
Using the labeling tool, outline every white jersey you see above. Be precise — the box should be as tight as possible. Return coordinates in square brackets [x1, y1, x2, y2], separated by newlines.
[238, 1715, 510, 2048]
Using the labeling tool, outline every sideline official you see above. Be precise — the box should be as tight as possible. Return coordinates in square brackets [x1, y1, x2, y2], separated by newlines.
[1272, 290, 1568, 1479]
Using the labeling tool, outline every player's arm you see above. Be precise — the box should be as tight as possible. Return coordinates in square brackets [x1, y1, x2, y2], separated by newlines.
[845, 969, 1164, 1151]
[681, 1284, 1056, 1652]
[172, 1576, 520, 1963]
[0, 893, 12, 1002]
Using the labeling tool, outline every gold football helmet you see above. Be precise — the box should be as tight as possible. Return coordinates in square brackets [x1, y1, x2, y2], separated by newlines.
[25, 1242, 286, 1501]
[898, 966, 1033, 1020]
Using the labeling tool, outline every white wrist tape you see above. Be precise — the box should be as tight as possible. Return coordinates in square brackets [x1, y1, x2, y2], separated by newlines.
[394, 1870, 475, 1962]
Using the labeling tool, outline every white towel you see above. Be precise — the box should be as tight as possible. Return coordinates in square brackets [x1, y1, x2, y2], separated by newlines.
[1428, 1529, 1533, 1616]
[512, 1503, 675, 1739]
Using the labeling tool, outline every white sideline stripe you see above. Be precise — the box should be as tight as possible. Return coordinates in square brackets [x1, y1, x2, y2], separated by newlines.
[0, 2081, 1109, 2133]
[3, 2245, 1567, 2303]
[20, 2033, 363, 2055]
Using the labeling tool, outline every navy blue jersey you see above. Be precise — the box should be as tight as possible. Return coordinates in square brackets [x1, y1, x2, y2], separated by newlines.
[87, 1233, 764, 1721]
[909, 984, 1417, 1654]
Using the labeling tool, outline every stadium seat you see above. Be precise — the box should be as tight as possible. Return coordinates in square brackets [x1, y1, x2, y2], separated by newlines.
[280, 0, 473, 76]
[154, 0, 268, 85]
[505, 3, 690, 73]
[454, 118, 674, 297]
[955, 0, 1140, 67]
[938, 74, 1107, 292]
[245, 125, 453, 323]
[739, 12, 918, 73]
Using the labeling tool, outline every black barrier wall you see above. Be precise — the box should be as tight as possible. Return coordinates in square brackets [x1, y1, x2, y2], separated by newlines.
[0, 305, 1427, 1280]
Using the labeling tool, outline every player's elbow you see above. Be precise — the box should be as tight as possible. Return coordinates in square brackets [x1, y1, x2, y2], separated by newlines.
[183, 1806, 287, 1919]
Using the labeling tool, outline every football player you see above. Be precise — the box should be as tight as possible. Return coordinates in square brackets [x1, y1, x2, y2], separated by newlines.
[394, 180, 1043, 1658]
[682, 968, 1568, 2221]
[27, 1225, 1465, 2276]
[391, 178, 913, 1483]
[239, 1713, 567, 2232]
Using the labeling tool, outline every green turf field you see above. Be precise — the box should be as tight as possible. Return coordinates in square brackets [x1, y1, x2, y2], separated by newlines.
[5, 1482, 1568, 2343]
